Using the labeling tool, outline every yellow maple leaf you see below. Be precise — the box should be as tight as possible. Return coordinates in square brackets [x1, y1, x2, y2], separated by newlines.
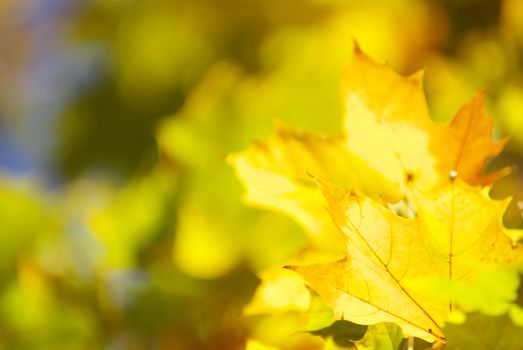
[342, 47, 508, 196]
[228, 123, 397, 258]
[229, 47, 520, 345]
[289, 178, 523, 343]
[229, 48, 509, 255]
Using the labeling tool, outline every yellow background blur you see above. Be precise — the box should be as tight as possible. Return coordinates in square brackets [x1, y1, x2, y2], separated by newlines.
[1, 0, 523, 349]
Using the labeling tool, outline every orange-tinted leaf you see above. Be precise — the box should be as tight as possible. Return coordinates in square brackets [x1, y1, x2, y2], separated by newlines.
[432, 91, 510, 186]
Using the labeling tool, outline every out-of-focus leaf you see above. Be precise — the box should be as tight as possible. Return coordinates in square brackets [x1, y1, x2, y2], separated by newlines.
[355, 324, 406, 350]
[243, 271, 333, 349]
[0, 176, 60, 280]
[304, 291, 336, 332]
[158, 65, 306, 277]
[246, 333, 324, 350]
[243, 268, 310, 316]
[311, 320, 367, 346]
[497, 86, 523, 148]
[89, 167, 177, 268]
[444, 313, 523, 350]
[406, 265, 520, 316]
[173, 203, 242, 279]
[246, 313, 319, 349]
[246, 340, 280, 350]
[1, 262, 101, 349]
[228, 125, 352, 258]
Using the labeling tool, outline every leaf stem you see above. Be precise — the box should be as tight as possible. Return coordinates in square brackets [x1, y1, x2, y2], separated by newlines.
[408, 336, 414, 350]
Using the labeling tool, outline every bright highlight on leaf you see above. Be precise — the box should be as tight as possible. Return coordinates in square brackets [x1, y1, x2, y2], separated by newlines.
[230, 46, 523, 346]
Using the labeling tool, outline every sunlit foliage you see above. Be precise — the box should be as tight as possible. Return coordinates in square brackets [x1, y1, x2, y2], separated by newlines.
[1, 0, 523, 349]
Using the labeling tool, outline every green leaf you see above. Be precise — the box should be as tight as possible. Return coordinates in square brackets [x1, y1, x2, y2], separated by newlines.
[355, 324, 406, 350]
[444, 313, 523, 350]
[303, 291, 336, 332]
[311, 320, 368, 347]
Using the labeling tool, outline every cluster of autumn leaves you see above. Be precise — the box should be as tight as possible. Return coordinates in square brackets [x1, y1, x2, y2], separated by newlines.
[228, 48, 523, 347]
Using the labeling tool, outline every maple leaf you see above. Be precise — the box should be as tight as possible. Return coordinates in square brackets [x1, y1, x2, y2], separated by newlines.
[342, 46, 508, 195]
[288, 178, 523, 343]
[229, 47, 521, 345]
[431, 91, 510, 186]
[228, 123, 398, 257]
[230, 48, 509, 232]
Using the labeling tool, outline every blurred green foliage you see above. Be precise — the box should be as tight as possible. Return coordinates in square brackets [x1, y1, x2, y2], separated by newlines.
[2, 0, 523, 349]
